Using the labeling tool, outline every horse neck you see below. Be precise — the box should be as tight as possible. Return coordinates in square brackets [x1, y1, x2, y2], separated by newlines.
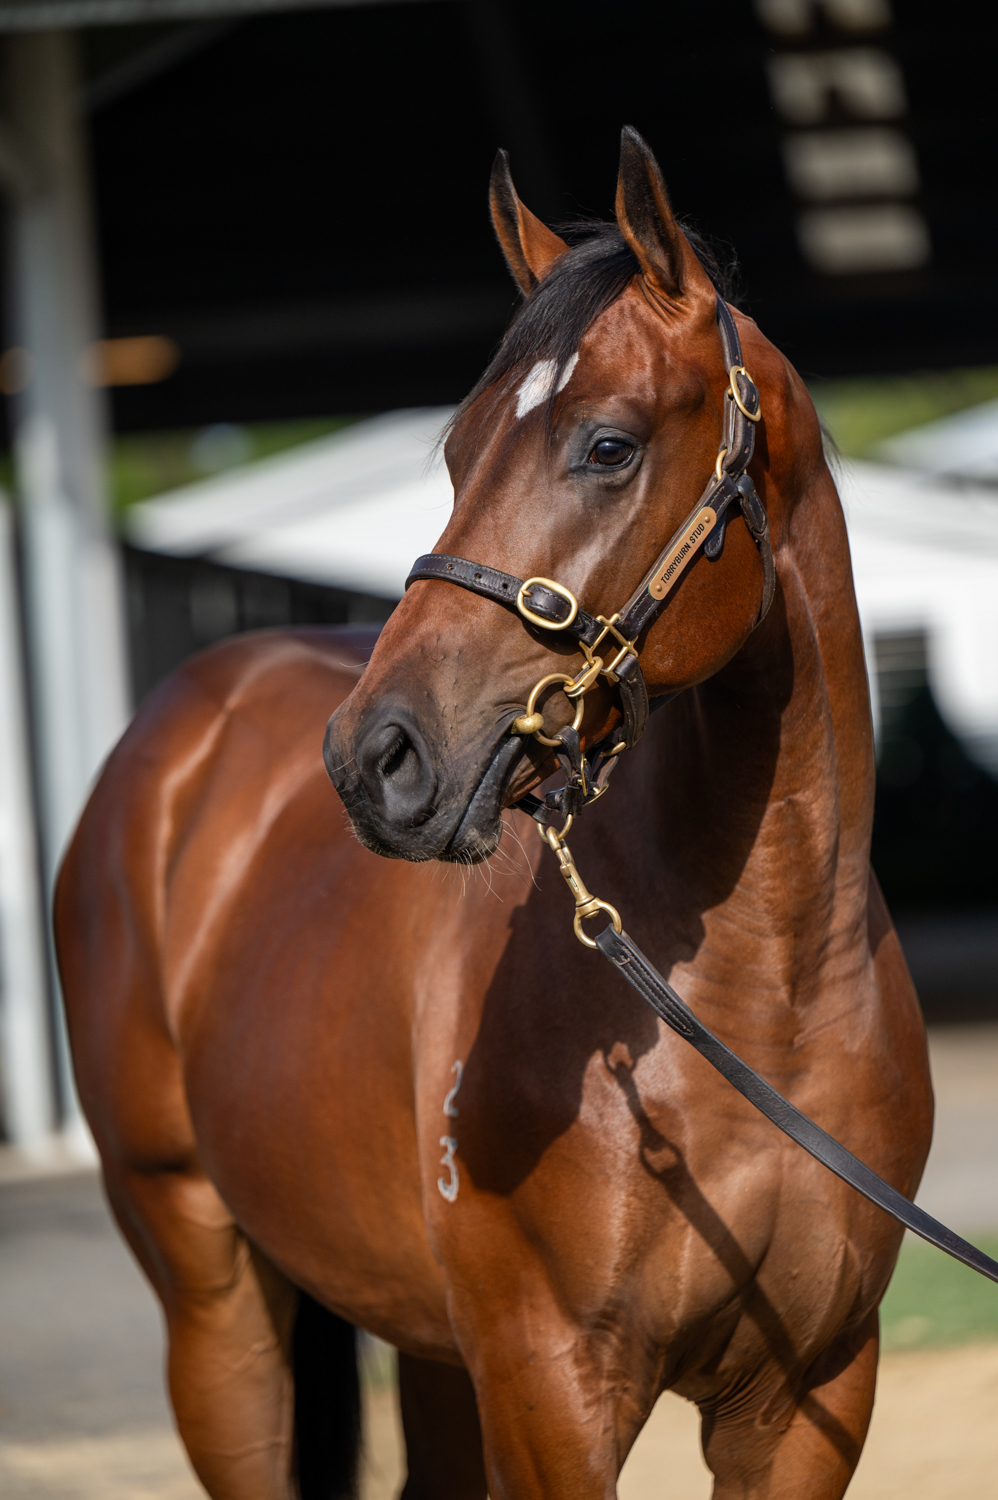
[636, 487, 876, 1001]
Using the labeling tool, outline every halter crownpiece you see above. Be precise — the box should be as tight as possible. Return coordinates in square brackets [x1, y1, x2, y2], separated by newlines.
[405, 294, 774, 825]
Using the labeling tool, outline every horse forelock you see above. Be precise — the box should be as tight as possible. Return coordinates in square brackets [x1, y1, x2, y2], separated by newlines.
[447, 219, 740, 446]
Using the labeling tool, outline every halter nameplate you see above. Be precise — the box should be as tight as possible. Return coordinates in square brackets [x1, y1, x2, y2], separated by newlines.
[647, 506, 717, 601]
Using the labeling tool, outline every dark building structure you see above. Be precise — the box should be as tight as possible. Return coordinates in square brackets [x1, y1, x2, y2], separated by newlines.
[62, 0, 997, 433]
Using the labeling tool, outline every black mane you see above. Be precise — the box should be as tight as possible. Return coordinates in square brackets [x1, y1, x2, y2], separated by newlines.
[452, 220, 739, 430]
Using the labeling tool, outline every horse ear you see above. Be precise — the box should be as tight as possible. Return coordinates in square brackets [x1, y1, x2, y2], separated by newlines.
[615, 126, 689, 299]
[489, 149, 568, 295]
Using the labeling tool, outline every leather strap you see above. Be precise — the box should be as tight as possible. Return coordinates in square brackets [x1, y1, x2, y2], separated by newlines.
[616, 300, 769, 640]
[737, 474, 776, 623]
[615, 652, 649, 748]
[595, 925, 998, 1285]
[405, 554, 605, 648]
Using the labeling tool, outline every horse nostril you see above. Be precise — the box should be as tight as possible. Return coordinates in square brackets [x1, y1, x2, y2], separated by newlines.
[378, 730, 418, 785]
[358, 717, 438, 827]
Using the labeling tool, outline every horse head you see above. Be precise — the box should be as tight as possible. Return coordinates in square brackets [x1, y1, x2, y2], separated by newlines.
[325, 127, 806, 862]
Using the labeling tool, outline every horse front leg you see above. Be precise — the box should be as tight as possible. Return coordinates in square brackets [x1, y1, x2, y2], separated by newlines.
[442, 1253, 642, 1500]
[701, 1310, 879, 1500]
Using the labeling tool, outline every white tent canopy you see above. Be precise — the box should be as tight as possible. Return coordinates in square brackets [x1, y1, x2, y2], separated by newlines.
[837, 458, 998, 771]
[877, 397, 998, 484]
[125, 409, 998, 771]
[126, 408, 455, 600]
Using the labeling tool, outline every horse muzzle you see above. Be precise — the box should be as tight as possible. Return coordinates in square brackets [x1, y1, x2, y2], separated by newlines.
[323, 699, 524, 863]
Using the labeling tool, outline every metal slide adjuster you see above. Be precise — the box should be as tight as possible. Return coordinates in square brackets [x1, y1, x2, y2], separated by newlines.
[581, 613, 637, 684]
[727, 365, 761, 422]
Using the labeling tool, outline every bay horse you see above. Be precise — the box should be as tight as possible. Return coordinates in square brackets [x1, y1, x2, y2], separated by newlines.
[56, 128, 932, 1500]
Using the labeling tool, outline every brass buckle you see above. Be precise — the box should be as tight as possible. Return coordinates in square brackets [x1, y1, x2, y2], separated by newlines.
[516, 576, 579, 632]
[727, 366, 761, 423]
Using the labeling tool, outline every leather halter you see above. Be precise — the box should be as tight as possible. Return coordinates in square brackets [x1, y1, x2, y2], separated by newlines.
[406, 294, 774, 822]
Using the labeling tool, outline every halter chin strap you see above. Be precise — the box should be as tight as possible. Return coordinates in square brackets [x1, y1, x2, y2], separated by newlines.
[405, 294, 775, 820]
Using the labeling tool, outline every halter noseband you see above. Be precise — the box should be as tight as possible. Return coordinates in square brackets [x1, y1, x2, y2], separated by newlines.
[405, 295, 774, 828]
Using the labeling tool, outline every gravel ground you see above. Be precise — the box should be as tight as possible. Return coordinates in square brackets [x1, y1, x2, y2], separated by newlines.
[619, 1342, 998, 1500]
[4, 1347, 997, 1500]
[1, 1023, 996, 1499]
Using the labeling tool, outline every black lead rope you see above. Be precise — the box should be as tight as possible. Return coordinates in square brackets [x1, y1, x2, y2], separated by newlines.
[594, 925, 998, 1285]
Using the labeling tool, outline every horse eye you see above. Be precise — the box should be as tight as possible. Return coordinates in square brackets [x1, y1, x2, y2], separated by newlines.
[588, 438, 633, 467]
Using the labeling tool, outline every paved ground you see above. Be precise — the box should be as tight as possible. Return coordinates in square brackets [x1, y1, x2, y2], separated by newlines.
[914, 1025, 998, 1229]
[0, 1169, 197, 1499]
[619, 1343, 998, 1500]
[1, 1024, 997, 1498]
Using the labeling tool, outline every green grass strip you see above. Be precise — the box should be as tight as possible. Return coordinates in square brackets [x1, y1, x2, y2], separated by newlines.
[809, 367, 998, 459]
[110, 417, 356, 513]
[880, 1232, 998, 1352]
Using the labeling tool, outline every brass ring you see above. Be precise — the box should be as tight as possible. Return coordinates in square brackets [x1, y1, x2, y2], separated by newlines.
[714, 445, 728, 481]
[540, 814, 573, 847]
[574, 900, 622, 949]
[523, 672, 584, 748]
[728, 366, 761, 423]
[517, 576, 579, 632]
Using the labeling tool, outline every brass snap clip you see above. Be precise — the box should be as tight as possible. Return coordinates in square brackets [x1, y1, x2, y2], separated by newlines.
[563, 656, 604, 699]
[540, 821, 622, 949]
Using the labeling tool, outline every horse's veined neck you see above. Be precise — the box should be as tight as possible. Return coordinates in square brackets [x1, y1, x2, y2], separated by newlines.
[639, 499, 875, 989]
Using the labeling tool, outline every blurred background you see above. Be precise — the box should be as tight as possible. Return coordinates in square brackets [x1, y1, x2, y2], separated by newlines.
[0, 0, 996, 1496]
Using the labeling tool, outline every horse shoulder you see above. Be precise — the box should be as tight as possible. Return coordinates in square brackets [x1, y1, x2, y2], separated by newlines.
[865, 868, 934, 1192]
[56, 628, 371, 1135]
